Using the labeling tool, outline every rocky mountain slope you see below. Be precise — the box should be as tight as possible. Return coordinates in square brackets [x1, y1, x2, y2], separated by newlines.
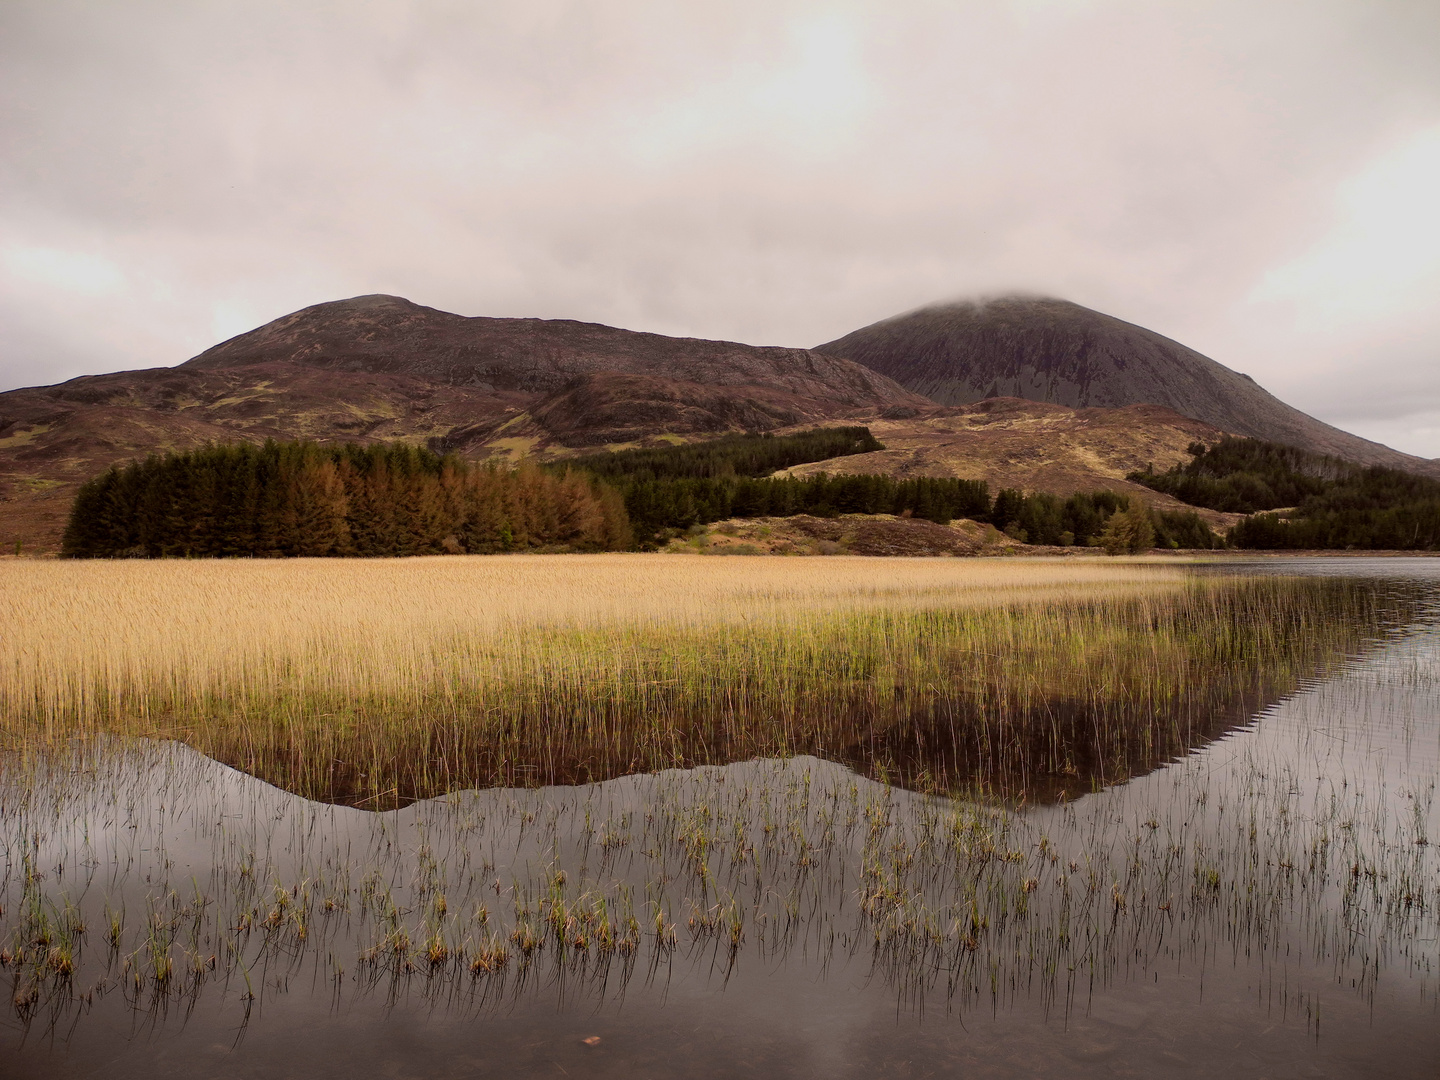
[818, 296, 1433, 473]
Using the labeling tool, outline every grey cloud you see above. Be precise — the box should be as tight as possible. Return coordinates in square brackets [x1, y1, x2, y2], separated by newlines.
[3, 0, 1440, 451]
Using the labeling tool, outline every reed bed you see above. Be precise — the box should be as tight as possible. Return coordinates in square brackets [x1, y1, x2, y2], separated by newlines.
[2, 563, 1437, 1067]
[0, 555, 1405, 805]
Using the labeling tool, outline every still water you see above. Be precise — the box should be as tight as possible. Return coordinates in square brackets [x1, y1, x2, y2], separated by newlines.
[3, 558, 1439, 1078]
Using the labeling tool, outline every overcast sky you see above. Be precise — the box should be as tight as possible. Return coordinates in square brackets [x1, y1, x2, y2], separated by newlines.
[4, 0, 1439, 453]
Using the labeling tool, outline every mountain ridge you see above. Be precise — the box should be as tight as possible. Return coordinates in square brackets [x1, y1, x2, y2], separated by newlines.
[185, 294, 913, 402]
[2, 292, 1433, 554]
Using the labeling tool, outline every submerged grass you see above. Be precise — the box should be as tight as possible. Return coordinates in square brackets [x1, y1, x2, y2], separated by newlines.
[0, 555, 1407, 806]
[3, 720, 1436, 1040]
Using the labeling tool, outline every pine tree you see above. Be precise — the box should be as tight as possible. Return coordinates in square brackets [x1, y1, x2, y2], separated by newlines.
[1101, 501, 1156, 555]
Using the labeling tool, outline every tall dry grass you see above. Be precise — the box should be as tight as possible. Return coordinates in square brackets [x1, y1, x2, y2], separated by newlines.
[0, 555, 1399, 805]
[2, 555, 1182, 713]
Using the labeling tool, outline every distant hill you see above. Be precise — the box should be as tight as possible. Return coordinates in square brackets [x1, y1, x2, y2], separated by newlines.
[817, 296, 1435, 473]
[0, 295, 926, 552]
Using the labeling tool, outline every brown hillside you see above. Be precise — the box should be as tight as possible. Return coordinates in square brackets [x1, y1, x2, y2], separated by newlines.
[778, 398, 1244, 530]
[818, 296, 1438, 474]
[0, 296, 926, 553]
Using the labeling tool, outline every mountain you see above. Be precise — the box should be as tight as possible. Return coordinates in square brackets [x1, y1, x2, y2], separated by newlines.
[0, 295, 927, 552]
[185, 294, 914, 402]
[817, 296, 1434, 472]
[5, 291, 1432, 555]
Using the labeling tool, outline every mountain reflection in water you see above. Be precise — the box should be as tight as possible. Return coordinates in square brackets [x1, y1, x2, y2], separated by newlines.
[2, 560, 1439, 1078]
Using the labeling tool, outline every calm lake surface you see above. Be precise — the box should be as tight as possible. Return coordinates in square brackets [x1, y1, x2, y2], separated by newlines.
[3, 557, 1439, 1078]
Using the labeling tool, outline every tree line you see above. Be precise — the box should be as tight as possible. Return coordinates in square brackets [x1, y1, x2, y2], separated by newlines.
[613, 473, 1217, 549]
[567, 426, 883, 482]
[987, 488, 1223, 550]
[63, 428, 1226, 558]
[572, 429, 1218, 548]
[616, 472, 993, 539]
[1130, 436, 1440, 550]
[61, 441, 631, 558]
[1228, 503, 1440, 550]
[561, 427, 987, 540]
[1128, 437, 1349, 514]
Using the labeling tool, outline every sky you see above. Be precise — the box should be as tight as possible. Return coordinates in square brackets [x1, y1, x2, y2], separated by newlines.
[3, 0, 1439, 453]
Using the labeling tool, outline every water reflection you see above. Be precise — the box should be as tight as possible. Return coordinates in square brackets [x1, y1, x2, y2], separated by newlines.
[196, 575, 1406, 810]
[2, 560, 1439, 1077]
